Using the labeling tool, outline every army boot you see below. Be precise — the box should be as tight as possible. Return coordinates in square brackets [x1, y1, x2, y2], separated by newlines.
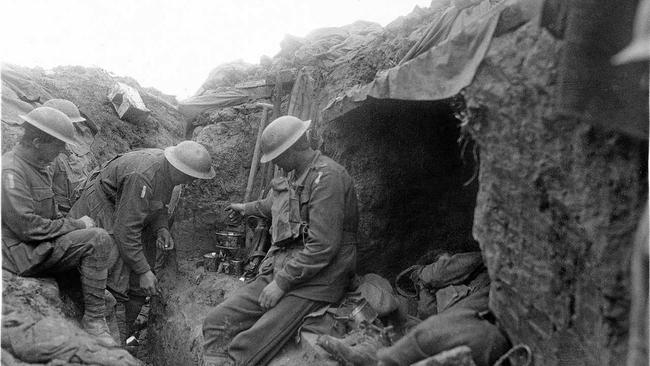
[82, 316, 118, 347]
[104, 290, 121, 344]
[317, 334, 385, 366]
[80, 261, 117, 347]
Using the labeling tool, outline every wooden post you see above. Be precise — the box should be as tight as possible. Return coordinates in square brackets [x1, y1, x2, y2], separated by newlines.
[272, 72, 284, 180]
[244, 104, 272, 203]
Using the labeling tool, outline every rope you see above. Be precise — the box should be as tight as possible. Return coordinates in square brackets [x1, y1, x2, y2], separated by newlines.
[394, 265, 420, 298]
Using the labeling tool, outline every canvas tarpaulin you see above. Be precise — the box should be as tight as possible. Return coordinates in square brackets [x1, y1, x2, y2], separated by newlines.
[323, 0, 539, 120]
[178, 88, 250, 120]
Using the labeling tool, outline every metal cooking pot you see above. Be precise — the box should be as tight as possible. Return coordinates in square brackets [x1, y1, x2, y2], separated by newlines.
[215, 230, 244, 249]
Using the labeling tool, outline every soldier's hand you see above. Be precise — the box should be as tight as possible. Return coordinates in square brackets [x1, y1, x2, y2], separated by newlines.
[78, 215, 96, 228]
[156, 227, 174, 251]
[225, 203, 245, 224]
[139, 270, 159, 296]
[258, 280, 285, 309]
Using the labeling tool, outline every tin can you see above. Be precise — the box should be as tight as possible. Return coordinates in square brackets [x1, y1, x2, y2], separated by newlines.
[219, 259, 244, 276]
[203, 252, 218, 272]
[230, 259, 243, 276]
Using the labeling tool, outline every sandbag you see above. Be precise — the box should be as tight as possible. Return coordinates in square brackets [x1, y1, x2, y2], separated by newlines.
[417, 251, 484, 289]
[357, 273, 400, 317]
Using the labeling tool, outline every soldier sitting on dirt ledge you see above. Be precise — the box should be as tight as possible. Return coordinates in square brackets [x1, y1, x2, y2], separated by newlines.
[1, 106, 116, 346]
[202, 115, 359, 366]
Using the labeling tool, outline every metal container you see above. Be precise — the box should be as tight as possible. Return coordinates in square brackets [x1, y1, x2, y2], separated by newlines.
[219, 259, 243, 276]
[215, 230, 244, 249]
[203, 252, 218, 272]
[350, 299, 378, 326]
[230, 259, 243, 276]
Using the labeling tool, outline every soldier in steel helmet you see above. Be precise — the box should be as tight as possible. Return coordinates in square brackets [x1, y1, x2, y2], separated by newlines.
[69, 140, 216, 344]
[1, 107, 116, 346]
[202, 116, 359, 366]
[42, 98, 98, 214]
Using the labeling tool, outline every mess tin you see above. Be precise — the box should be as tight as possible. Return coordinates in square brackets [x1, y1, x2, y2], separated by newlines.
[215, 230, 244, 249]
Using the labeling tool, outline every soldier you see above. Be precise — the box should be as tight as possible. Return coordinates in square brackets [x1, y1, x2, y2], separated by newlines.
[202, 116, 359, 366]
[43, 98, 98, 214]
[2, 107, 115, 346]
[69, 140, 215, 343]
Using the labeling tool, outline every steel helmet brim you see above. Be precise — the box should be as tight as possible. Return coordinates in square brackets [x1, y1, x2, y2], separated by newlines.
[19, 113, 80, 148]
[260, 119, 311, 163]
[164, 146, 216, 179]
[42, 99, 87, 123]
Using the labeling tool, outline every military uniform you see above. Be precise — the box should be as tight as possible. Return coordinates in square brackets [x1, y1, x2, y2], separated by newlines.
[51, 147, 96, 214]
[203, 151, 359, 365]
[377, 269, 509, 366]
[2, 144, 112, 320]
[69, 149, 176, 300]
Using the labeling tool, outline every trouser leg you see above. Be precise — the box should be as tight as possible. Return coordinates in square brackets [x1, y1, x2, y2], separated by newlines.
[41, 228, 116, 345]
[203, 277, 268, 359]
[202, 274, 324, 366]
[230, 295, 323, 366]
[105, 236, 131, 301]
[105, 290, 121, 343]
[125, 292, 147, 335]
[43, 228, 112, 319]
[104, 239, 132, 345]
[376, 308, 509, 366]
[125, 227, 158, 337]
[115, 301, 128, 344]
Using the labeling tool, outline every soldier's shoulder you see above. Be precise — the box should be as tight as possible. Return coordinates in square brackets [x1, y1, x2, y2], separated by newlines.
[313, 154, 352, 184]
[123, 148, 163, 160]
[314, 154, 346, 173]
[123, 149, 165, 170]
[2, 151, 19, 171]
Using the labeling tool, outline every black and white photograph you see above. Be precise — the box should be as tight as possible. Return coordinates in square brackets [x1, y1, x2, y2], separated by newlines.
[1, 0, 648, 365]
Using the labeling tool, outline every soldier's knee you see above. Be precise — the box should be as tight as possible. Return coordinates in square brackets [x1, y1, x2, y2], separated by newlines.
[85, 228, 113, 258]
[203, 307, 227, 335]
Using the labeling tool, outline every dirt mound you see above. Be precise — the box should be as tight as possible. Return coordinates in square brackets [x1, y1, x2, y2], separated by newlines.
[197, 61, 268, 95]
[1, 64, 183, 162]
